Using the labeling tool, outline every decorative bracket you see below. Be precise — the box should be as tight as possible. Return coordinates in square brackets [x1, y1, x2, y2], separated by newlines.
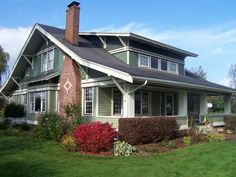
[98, 36, 106, 49]
[23, 55, 33, 68]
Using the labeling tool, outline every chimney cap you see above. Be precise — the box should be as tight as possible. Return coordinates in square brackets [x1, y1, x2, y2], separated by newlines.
[67, 1, 80, 8]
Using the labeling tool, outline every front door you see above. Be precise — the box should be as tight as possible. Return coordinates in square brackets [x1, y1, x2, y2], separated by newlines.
[165, 94, 174, 115]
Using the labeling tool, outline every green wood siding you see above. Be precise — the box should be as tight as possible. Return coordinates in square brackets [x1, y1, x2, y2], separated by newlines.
[98, 87, 111, 116]
[49, 91, 57, 112]
[9, 95, 21, 104]
[106, 36, 123, 50]
[129, 51, 138, 66]
[113, 52, 127, 64]
[151, 91, 161, 116]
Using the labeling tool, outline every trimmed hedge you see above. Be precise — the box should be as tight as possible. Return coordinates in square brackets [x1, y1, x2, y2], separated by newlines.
[4, 103, 25, 118]
[118, 117, 179, 145]
[224, 115, 236, 130]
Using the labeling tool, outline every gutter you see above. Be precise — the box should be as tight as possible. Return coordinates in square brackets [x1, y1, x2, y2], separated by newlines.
[133, 76, 236, 94]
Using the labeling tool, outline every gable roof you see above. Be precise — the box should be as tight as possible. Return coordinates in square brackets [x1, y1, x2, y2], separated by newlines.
[1, 23, 235, 96]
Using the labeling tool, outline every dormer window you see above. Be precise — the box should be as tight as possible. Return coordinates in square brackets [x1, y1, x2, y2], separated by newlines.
[41, 49, 54, 72]
[139, 54, 150, 68]
[169, 62, 178, 73]
[161, 60, 168, 71]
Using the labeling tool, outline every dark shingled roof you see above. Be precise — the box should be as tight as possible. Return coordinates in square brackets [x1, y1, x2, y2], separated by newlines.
[38, 24, 235, 93]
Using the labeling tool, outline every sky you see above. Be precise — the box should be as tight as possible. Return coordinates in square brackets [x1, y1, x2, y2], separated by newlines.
[0, 0, 236, 87]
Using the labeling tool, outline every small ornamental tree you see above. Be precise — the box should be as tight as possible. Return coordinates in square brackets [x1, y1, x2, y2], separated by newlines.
[74, 122, 117, 153]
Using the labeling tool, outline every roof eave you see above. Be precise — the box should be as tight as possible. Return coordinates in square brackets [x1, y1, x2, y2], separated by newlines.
[133, 76, 236, 94]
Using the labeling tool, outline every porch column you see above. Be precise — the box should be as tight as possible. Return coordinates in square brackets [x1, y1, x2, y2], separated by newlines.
[178, 90, 187, 116]
[199, 92, 207, 115]
[224, 94, 231, 114]
[123, 83, 135, 117]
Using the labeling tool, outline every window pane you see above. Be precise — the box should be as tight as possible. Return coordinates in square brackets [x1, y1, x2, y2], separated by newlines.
[35, 93, 41, 112]
[140, 55, 149, 67]
[170, 62, 177, 72]
[47, 50, 54, 70]
[84, 88, 92, 114]
[30, 93, 34, 112]
[113, 90, 122, 114]
[161, 60, 167, 71]
[42, 53, 47, 72]
[142, 92, 149, 114]
[151, 57, 158, 69]
[135, 92, 141, 114]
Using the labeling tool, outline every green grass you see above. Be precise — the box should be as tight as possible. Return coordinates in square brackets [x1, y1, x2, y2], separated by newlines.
[0, 135, 236, 177]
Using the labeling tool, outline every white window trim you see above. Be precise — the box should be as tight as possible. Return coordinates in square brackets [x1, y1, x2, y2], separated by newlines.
[164, 93, 175, 116]
[112, 88, 123, 116]
[138, 54, 151, 68]
[135, 91, 151, 116]
[168, 61, 179, 74]
[40, 49, 54, 73]
[84, 87, 93, 115]
[29, 92, 46, 113]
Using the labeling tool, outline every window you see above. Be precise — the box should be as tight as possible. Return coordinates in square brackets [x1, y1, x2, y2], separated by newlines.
[22, 94, 27, 104]
[30, 92, 46, 112]
[84, 88, 92, 114]
[169, 62, 178, 73]
[151, 57, 158, 69]
[41, 49, 54, 72]
[135, 91, 150, 115]
[139, 55, 150, 67]
[161, 60, 168, 71]
[113, 90, 122, 115]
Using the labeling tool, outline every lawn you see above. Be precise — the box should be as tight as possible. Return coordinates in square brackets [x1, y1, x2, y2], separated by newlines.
[0, 135, 236, 177]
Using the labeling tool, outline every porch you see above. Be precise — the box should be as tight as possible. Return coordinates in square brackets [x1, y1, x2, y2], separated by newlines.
[82, 78, 233, 129]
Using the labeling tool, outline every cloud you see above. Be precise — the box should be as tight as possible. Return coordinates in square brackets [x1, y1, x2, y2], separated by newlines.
[218, 77, 231, 87]
[0, 26, 32, 69]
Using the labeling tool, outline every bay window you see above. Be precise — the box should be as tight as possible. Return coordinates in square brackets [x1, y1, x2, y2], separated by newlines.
[30, 92, 46, 112]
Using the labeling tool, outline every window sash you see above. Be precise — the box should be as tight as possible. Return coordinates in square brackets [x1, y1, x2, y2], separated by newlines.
[169, 62, 177, 72]
[113, 90, 122, 115]
[135, 92, 149, 115]
[29, 92, 46, 113]
[139, 55, 150, 67]
[84, 88, 93, 114]
[41, 49, 54, 72]
[161, 60, 168, 71]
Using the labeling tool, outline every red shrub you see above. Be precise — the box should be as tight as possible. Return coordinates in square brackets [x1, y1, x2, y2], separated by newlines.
[74, 122, 117, 153]
[119, 117, 178, 145]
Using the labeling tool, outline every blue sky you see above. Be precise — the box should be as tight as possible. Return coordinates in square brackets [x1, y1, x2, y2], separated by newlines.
[1, 0, 236, 86]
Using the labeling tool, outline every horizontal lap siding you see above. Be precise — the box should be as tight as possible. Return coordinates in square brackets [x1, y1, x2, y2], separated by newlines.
[129, 51, 138, 66]
[113, 52, 127, 64]
[98, 87, 111, 116]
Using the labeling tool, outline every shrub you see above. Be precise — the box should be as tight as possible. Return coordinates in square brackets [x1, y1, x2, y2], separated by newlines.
[118, 117, 178, 145]
[113, 141, 136, 156]
[159, 138, 176, 149]
[64, 103, 82, 131]
[0, 119, 11, 130]
[188, 125, 205, 143]
[183, 136, 192, 147]
[4, 103, 25, 118]
[224, 115, 236, 131]
[33, 113, 64, 140]
[206, 133, 225, 143]
[74, 122, 117, 153]
[60, 134, 77, 152]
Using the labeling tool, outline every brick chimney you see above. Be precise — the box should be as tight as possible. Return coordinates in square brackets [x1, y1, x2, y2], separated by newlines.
[65, 1, 80, 45]
[59, 1, 81, 116]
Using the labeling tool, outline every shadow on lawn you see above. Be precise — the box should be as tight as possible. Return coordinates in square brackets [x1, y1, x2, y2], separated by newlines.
[0, 160, 58, 177]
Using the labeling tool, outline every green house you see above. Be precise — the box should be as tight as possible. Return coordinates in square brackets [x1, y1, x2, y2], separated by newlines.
[1, 2, 235, 128]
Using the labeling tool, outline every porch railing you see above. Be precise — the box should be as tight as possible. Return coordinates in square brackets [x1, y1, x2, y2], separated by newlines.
[199, 114, 229, 123]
